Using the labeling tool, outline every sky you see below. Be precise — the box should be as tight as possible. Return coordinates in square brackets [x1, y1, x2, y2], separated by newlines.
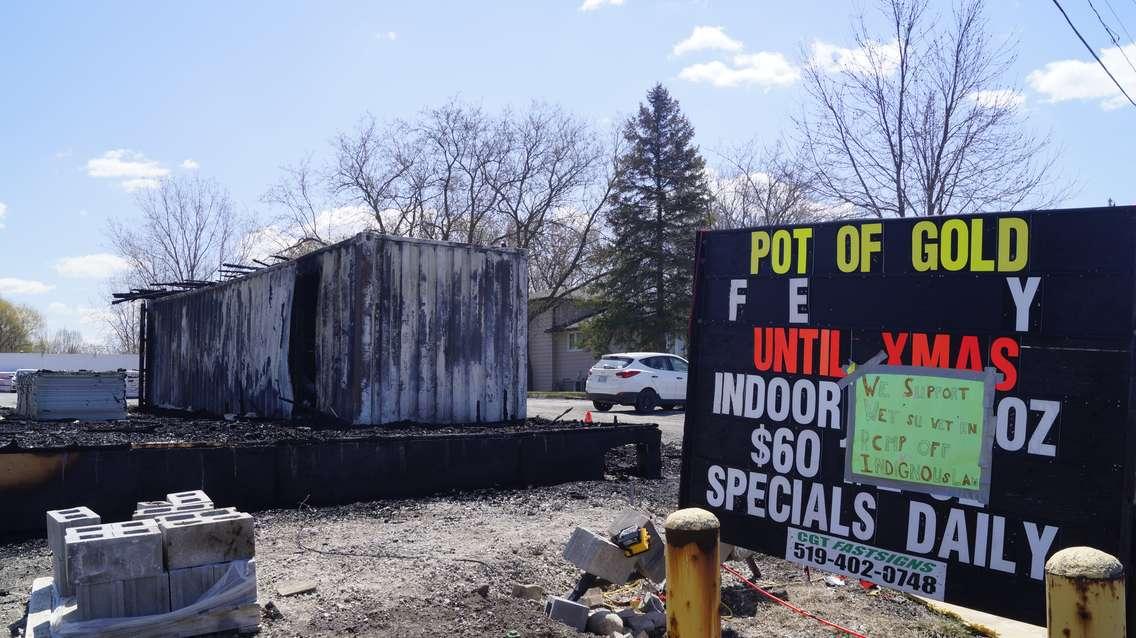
[1, 0, 1133, 347]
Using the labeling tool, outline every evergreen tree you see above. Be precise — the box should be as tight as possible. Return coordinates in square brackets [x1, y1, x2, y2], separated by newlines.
[587, 84, 711, 353]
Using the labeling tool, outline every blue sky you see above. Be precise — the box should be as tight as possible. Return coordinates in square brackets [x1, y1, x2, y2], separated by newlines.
[1, 0, 1133, 345]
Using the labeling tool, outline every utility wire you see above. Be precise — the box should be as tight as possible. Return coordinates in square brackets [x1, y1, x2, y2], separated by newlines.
[1051, 0, 1136, 107]
[1087, 0, 1136, 76]
[1102, 0, 1136, 45]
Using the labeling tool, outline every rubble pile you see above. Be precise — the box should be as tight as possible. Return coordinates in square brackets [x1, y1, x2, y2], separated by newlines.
[540, 509, 668, 638]
[24, 490, 258, 637]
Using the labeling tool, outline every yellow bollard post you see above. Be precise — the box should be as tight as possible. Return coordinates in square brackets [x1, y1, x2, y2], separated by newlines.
[1045, 546, 1126, 638]
[664, 507, 721, 638]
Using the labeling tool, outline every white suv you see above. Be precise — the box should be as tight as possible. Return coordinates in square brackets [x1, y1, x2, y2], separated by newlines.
[584, 352, 689, 413]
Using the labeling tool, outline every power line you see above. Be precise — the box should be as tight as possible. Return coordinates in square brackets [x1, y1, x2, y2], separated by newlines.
[1050, 0, 1136, 107]
[1102, 0, 1136, 45]
[1086, 0, 1136, 77]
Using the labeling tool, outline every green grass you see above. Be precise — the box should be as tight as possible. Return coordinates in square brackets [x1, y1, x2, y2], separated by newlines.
[526, 391, 586, 399]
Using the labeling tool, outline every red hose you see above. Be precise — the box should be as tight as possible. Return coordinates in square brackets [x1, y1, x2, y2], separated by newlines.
[720, 562, 869, 638]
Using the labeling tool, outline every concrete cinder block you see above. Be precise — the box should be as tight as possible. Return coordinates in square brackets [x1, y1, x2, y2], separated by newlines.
[166, 490, 213, 508]
[544, 595, 589, 630]
[65, 520, 163, 587]
[132, 502, 213, 521]
[135, 500, 170, 510]
[563, 527, 638, 584]
[634, 519, 666, 583]
[46, 507, 100, 597]
[159, 511, 255, 569]
[169, 559, 257, 610]
[606, 509, 666, 583]
[76, 574, 170, 620]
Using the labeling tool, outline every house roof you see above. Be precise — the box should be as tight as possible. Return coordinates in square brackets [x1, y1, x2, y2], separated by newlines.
[545, 307, 606, 333]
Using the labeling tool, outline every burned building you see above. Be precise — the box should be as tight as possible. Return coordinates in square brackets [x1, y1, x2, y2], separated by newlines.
[140, 233, 527, 425]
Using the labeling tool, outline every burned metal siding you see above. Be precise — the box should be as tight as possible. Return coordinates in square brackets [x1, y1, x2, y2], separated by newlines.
[145, 232, 527, 425]
[147, 264, 296, 417]
[368, 236, 527, 424]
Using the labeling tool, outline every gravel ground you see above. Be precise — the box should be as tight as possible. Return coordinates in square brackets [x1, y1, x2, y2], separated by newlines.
[0, 445, 982, 637]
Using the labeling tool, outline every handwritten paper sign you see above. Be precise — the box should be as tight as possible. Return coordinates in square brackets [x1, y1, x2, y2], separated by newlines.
[845, 366, 996, 502]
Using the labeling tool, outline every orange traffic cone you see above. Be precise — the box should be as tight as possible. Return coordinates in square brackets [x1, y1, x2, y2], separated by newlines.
[583, 411, 593, 423]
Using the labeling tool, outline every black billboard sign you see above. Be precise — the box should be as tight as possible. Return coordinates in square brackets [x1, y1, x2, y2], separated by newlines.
[679, 207, 1136, 624]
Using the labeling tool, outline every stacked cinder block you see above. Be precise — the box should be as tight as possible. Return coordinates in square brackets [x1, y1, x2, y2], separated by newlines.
[160, 506, 256, 609]
[45, 507, 100, 598]
[133, 490, 214, 521]
[65, 519, 168, 620]
[48, 490, 258, 627]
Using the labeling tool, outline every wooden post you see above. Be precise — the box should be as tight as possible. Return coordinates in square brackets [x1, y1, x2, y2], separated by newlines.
[1045, 546, 1126, 638]
[664, 507, 721, 638]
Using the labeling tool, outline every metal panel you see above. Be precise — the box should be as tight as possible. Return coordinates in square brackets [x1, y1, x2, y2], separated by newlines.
[147, 263, 296, 418]
[145, 232, 527, 425]
[16, 371, 127, 420]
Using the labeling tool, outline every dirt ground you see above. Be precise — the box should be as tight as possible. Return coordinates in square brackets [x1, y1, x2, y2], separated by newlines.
[0, 445, 982, 638]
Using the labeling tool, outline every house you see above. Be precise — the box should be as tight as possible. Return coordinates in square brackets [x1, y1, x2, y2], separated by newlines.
[528, 295, 602, 392]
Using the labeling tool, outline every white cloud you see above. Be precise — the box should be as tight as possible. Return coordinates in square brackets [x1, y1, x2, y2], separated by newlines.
[87, 149, 170, 191]
[810, 39, 900, 75]
[79, 209, 89, 217]
[54, 148, 73, 159]
[47, 301, 70, 314]
[375, 30, 398, 41]
[969, 89, 1026, 109]
[579, 0, 623, 11]
[0, 278, 53, 295]
[672, 26, 744, 56]
[0, 201, 6, 229]
[1027, 43, 1136, 110]
[678, 52, 800, 88]
[54, 253, 131, 279]
[242, 205, 376, 261]
[180, 159, 199, 170]
[122, 178, 161, 192]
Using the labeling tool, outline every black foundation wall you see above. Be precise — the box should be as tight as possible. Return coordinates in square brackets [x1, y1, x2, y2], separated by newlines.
[0, 425, 661, 539]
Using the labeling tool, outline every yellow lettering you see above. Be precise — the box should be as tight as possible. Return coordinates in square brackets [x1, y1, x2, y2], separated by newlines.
[836, 225, 859, 272]
[998, 217, 1029, 271]
[751, 231, 770, 274]
[912, 221, 937, 272]
[792, 227, 813, 274]
[861, 223, 882, 273]
[772, 229, 792, 274]
[969, 218, 995, 272]
[940, 218, 968, 271]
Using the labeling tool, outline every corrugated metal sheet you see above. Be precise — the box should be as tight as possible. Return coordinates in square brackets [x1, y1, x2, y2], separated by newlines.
[16, 371, 127, 421]
[145, 232, 527, 425]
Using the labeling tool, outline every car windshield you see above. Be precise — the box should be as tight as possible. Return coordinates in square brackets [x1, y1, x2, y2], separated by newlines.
[596, 356, 632, 369]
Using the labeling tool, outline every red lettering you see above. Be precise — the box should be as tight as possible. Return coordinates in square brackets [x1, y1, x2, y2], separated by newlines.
[775, 328, 798, 374]
[956, 335, 982, 371]
[990, 337, 1019, 391]
[753, 327, 772, 371]
[799, 328, 819, 375]
[882, 332, 908, 364]
[911, 333, 951, 368]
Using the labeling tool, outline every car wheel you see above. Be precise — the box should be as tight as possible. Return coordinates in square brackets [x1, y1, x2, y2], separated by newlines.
[592, 401, 613, 412]
[634, 389, 658, 414]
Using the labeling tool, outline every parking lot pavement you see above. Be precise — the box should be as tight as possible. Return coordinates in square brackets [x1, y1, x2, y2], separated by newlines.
[526, 397, 686, 445]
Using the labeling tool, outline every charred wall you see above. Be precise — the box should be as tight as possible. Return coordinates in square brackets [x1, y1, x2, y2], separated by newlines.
[144, 233, 527, 425]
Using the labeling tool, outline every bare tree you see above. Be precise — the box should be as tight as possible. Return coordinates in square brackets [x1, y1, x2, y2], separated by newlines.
[798, 0, 1069, 218]
[262, 155, 339, 245]
[108, 174, 250, 284]
[330, 116, 419, 236]
[43, 328, 87, 354]
[711, 140, 824, 228]
[317, 99, 619, 321]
